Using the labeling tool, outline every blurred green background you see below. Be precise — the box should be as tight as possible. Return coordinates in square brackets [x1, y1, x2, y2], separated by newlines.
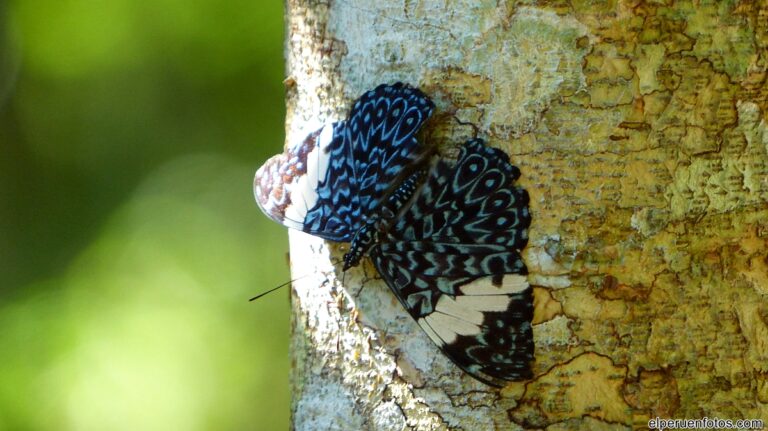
[0, 1, 290, 429]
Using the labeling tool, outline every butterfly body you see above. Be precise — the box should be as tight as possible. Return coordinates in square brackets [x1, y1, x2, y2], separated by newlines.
[254, 83, 534, 386]
[343, 168, 428, 271]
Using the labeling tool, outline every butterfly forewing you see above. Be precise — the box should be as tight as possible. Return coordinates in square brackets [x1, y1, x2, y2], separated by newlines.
[346, 84, 434, 215]
[254, 83, 434, 241]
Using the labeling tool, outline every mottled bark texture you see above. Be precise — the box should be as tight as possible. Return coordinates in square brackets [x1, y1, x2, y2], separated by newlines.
[283, 1, 768, 430]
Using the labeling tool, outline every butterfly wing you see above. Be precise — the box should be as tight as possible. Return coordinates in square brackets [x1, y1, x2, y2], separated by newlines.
[395, 139, 530, 249]
[254, 83, 434, 241]
[371, 139, 534, 385]
[372, 242, 533, 385]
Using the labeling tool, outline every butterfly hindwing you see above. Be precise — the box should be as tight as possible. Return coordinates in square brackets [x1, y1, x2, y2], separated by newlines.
[394, 139, 530, 248]
[371, 139, 534, 385]
[373, 242, 526, 295]
[422, 276, 534, 385]
[372, 244, 534, 385]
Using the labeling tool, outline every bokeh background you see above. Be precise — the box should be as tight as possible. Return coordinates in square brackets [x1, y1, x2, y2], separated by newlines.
[0, 1, 290, 429]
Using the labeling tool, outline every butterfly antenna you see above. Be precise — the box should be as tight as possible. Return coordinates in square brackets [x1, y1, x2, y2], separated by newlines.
[250, 255, 346, 301]
[249, 276, 304, 301]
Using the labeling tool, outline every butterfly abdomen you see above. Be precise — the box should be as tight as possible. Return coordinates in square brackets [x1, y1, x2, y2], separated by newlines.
[343, 168, 429, 270]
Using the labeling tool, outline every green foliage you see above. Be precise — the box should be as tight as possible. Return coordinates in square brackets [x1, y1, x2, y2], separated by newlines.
[0, 1, 290, 429]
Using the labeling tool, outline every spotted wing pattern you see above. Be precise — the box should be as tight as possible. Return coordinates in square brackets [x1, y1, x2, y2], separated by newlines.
[254, 83, 434, 241]
[371, 139, 533, 385]
[254, 83, 535, 386]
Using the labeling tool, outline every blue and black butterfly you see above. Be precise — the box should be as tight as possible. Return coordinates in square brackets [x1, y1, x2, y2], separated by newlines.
[254, 83, 533, 386]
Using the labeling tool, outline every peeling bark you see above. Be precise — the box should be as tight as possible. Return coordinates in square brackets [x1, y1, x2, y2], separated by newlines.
[284, 1, 768, 430]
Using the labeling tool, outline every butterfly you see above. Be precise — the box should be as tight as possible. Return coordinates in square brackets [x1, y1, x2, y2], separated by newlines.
[254, 83, 533, 386]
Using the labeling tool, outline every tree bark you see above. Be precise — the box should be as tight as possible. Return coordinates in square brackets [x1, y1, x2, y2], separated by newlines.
[284, 1, 768, 429]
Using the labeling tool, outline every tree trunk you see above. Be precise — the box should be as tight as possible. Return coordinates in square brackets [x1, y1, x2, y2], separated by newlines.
[283, 1, 768, 429]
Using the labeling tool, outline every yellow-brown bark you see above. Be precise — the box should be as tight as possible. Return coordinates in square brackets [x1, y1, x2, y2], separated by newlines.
[287, 1, 768, 429]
